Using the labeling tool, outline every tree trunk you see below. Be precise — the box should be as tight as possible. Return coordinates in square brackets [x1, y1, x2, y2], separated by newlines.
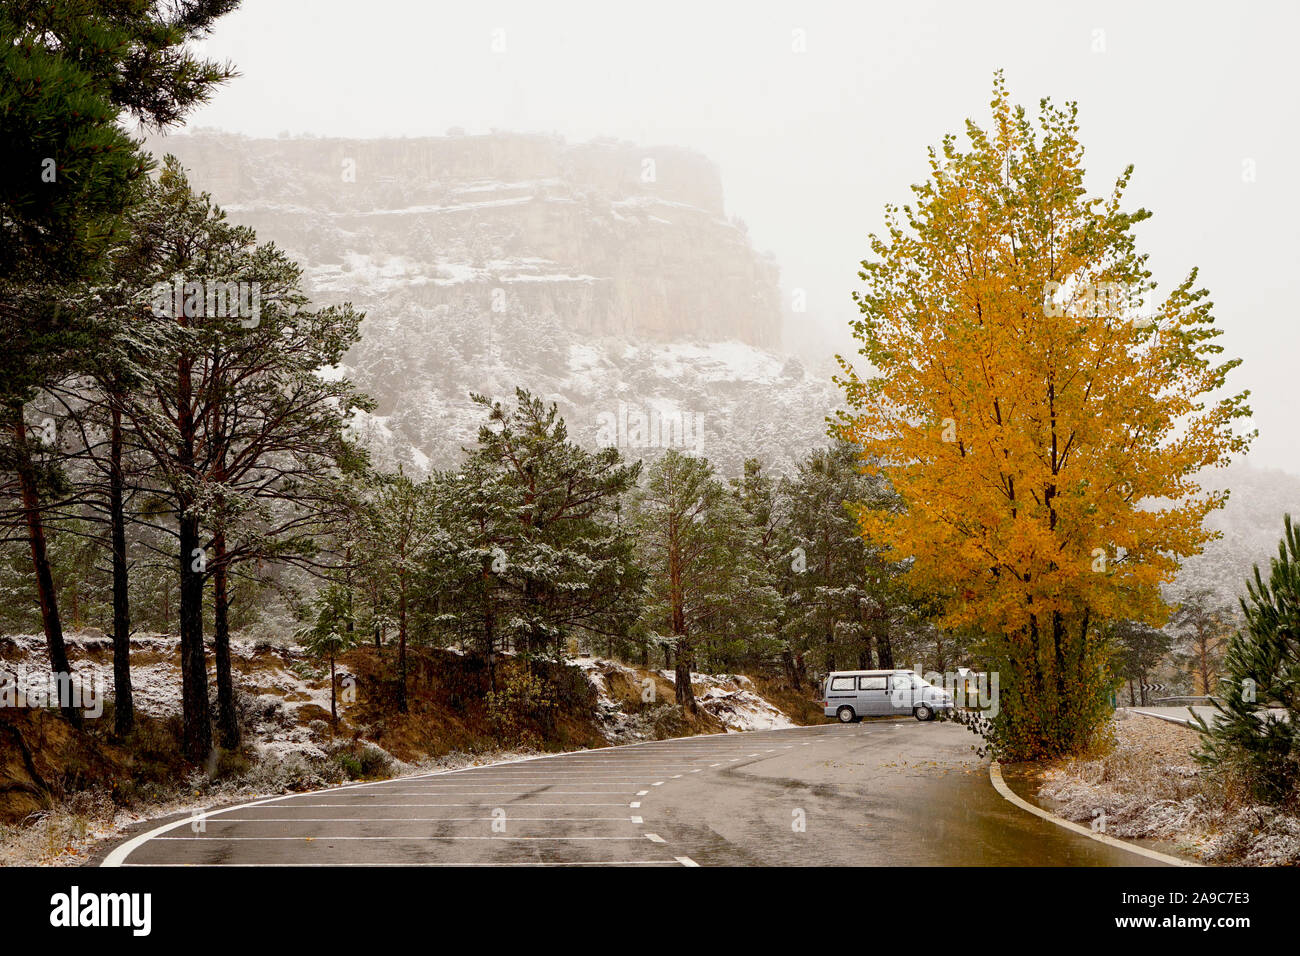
[483, 567, 497, 693]
[178, 508, 211, 762]
[667, 530, 695, 713]
[329, 654, 337, 728]
[9, 408, 80, 727]
[781, 648, 803, 692]
[874, 617, 894, 669]
[109, 400, 134, 735]
[397, 581, 408, 713]
[212, 529, 239, 748]
[673, 646, 695, 712]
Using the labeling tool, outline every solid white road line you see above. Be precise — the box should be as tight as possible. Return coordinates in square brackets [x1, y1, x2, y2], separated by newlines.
[207, 816, 640, 822]
[122, 861, 682, 867]
[156, 835, 664, 842]
[263, 802, 632, 807]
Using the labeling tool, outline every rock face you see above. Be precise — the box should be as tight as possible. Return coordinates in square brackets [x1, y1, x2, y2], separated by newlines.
[146, 130, 782, 347]
[142, 130, 833, 474]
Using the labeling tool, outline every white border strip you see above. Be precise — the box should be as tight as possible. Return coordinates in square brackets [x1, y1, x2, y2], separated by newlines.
[1128, 708, 1195, 727]
[989, 761, 1200, 867]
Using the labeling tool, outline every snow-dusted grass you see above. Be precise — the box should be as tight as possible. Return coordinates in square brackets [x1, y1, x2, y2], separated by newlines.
[1036, 711, 1300, 866]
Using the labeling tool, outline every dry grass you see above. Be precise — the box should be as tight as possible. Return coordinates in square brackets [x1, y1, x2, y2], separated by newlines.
[1035, 712, 1300, 865]
[748, 675, 824, 725]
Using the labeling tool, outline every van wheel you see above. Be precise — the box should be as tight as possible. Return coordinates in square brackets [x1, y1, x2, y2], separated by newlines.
[914, 704, 934, 722]
[836, 706, 857, 724]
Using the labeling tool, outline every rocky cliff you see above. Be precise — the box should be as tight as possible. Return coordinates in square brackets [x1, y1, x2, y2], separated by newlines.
[146, 130, 782, 347]
[142, 130, 831, 474]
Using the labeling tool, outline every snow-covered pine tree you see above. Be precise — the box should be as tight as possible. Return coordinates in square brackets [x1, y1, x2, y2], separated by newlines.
[1196, 515, 1300, 803]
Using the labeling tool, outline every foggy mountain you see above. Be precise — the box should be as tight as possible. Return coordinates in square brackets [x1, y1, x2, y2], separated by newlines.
[1171, 460, 1300, 609]
[146, 129, 836, 477]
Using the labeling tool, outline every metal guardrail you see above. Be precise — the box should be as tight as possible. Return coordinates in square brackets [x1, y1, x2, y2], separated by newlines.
[1149, 696, 1222, 705]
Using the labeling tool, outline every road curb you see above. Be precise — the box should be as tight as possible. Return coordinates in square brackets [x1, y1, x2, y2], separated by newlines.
[1126, 708, 1195, 727]
[988, 761, 1201, 867]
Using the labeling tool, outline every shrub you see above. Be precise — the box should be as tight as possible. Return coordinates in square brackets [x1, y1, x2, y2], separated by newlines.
[485, 671, 557, 748]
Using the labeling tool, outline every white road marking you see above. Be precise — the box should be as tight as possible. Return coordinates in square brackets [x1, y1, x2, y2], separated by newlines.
[266, 802, 631, 808]
[636, 790, 649, 796]
[630, 816, 643, 824]
[644, 833, 667, 844]
[674, 856, 700, 867]
[157, 835, 661, 842]
[651, 781, 664, 786]
[629, 801, 641, 808]
[123, 861, 682, 867]
[208, 816, 636, 822]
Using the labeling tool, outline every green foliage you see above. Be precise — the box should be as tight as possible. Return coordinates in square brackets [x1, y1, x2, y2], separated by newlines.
[419, 389, 644, 664]
[485, 671, 557, 748]
[1196, 515, 1300, 804]
[297, 585, 360, 664]
[1110, 619, 1174, 704]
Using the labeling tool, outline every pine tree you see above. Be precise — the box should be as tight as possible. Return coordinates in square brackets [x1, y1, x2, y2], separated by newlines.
[448, 390, 643, 665]
[1168, 588, 1233, 696]
[117, 159, 367, 757]
[1196, 516, 1300, 803]
[369, 471, 438, 713]
[632, 449, 734, 712]
[0, 0, 238, 728]
[1110, 619, 1172, 706]
[298, 584, 359, 731]
[781, 442, 901, 677]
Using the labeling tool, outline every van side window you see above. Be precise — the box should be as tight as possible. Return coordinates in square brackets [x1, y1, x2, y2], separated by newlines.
[830, 676, 855, 691]
[858, 676, 886, 690]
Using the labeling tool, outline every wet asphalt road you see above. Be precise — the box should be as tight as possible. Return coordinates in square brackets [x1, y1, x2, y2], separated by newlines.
[105, 721, 1163, 867]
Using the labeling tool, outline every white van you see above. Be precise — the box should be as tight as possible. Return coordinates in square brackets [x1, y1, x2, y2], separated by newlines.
[821, 669, 954, 722]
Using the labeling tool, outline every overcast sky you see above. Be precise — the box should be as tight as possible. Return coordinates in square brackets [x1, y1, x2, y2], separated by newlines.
[176, 0, 1300, 472]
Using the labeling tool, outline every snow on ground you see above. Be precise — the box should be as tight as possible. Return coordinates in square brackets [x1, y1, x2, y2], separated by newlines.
[658, 668, 796, 732]
[572, 656, 795, 737]
[0, 631, 348, 758]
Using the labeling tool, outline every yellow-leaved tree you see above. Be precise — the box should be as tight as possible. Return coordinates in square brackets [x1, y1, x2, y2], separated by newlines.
[836, 75, 1252, 759]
